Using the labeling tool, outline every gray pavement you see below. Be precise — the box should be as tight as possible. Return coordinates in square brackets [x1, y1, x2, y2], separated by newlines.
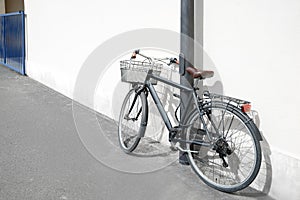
[0, 65, 274, 200]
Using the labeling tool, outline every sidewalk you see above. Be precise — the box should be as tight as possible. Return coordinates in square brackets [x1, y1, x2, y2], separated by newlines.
[0, 65, 274, 200]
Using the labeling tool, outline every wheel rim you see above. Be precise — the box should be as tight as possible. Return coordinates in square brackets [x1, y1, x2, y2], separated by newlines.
[119, 90, 143, 151]
[187, 106, 259, 190]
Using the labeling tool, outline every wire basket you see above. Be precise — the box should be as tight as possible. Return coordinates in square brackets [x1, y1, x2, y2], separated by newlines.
[120, 60, 162, 85]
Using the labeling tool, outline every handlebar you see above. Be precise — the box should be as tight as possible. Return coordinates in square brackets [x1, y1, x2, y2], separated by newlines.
[130, 49, 179, 66]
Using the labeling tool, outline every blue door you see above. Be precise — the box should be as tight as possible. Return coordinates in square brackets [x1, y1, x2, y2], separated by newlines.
[0, 11, 25, 75]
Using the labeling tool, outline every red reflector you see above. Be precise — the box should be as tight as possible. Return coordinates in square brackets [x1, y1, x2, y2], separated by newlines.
[241, 104, 251, 113]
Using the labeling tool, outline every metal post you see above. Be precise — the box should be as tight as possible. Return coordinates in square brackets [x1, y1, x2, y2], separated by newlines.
[195, 0, 204, 95]
[179, 0, 194, 164]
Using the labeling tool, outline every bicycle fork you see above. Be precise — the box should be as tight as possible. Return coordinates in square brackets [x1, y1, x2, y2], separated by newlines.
[124, 86, 145, 121]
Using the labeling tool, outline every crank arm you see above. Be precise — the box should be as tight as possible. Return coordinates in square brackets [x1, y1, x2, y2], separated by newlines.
[175, 143, 199, 154]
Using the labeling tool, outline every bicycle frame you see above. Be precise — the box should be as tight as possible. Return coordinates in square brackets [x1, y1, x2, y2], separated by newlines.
[145, 71, 193, 130]
[142, 70, 213, 147]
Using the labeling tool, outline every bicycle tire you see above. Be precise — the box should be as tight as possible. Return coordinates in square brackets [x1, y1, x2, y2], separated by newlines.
[118, 88, 148, 153]
[185, 101, 262, 192]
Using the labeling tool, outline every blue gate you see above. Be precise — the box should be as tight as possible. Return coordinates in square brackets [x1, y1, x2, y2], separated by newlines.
[0, 11, 26, 75]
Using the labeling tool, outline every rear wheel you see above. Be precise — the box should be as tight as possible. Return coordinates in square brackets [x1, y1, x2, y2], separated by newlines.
[186, 102, 262, 192]
[118, 87, 148, 153]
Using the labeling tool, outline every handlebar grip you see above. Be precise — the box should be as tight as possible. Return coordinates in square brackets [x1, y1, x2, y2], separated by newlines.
[131, 53, 137, 59]
[170, 58, 179, 64]
[130, 49, 140, 59]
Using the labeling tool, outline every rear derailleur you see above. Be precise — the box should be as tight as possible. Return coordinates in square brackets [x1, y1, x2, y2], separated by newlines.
[213, 138, 233, 168]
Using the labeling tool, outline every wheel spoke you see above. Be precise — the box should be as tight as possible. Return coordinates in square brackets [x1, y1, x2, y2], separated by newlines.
[186, 103, 261, 192]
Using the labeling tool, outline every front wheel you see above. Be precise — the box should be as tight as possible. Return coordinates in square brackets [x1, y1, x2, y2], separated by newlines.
[186, 102, 262, 192]
[118, 87, 148, 153]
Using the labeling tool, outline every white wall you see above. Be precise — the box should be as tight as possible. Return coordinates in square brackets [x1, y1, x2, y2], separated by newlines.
[204, 1, 300, 198]
[25, 0, 180, 99]
[204, 0, 300, 160]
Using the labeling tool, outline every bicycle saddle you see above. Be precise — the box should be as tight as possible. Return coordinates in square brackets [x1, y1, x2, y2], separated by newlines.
[186, 66, 214, 80]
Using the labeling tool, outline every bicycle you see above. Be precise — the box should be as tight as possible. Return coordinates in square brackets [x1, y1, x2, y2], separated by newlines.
[118, 49, 263, 192]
